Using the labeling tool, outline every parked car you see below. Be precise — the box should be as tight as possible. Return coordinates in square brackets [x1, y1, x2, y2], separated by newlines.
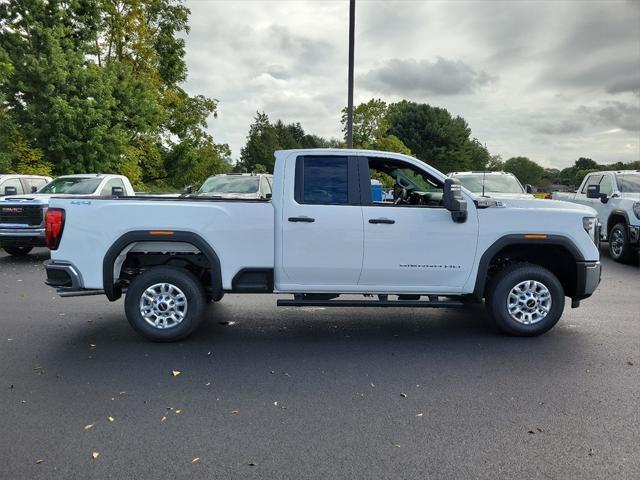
[448, 171, 534, 199]
[0, 174, 52, 197]
[43, 149, 601, 341]
[0, 174, 134, 256]
[552, 170, 640, 263]
[192, 173, 273, 199]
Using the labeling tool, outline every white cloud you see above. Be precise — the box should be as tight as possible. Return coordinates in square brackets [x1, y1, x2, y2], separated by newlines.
[182, 0, 640, 168]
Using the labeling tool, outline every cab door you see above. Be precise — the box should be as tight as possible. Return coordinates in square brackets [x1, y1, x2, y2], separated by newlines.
[358, 156, 479, 292]
[276, 154, 364, 290]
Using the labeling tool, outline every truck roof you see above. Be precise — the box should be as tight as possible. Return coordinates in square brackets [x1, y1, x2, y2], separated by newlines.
[598, 170, 640, 175]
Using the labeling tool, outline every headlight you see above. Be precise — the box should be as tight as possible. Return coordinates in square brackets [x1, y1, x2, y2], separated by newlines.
[633, 202, 640, 220]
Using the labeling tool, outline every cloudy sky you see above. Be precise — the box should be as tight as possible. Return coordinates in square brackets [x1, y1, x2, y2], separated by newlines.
[182, 0, 640, 169]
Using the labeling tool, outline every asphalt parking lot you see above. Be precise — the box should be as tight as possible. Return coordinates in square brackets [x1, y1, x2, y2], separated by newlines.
[0, 248, 638, 479]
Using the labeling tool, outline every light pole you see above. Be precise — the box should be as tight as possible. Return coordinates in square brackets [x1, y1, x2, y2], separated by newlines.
[346, 0, 355, 149]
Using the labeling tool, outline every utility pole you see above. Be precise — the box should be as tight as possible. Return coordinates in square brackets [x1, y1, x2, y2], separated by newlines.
[346, 0, 355, 149]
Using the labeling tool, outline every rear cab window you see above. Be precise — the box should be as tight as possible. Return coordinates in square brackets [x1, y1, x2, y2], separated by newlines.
[294, 156, 359, 205]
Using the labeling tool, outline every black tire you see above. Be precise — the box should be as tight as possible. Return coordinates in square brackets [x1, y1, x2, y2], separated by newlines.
[3, 246, 34, 256]
[485, 263, 565, 336]
[124, 266, 206, 342]
[608, 223, 635, 264]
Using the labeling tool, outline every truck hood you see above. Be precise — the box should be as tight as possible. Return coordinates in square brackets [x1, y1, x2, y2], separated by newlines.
[618, 192, 640, 200]
[487, 197, 597, 215]
[477, 192, 535, 200]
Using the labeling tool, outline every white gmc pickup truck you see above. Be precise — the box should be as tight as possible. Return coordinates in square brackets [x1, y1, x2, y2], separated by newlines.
[0, 174, 135, 256]
[552, 170, 640, 263]
[44, 149, 601, 341]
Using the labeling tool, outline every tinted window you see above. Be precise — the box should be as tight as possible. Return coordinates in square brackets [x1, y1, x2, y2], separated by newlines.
[1, 178, 24, 195]
[39, 177, 102, 194]
[616, 173, 640, 193]
[299, 156, 349, 205]
[454, 174, 524, 194]
[198, 176, 260, 195]
[100, 178, 126, 196]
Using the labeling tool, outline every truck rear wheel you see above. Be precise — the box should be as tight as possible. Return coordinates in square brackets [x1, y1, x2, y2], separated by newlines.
[3, 246, 34, 256]
[608, 223, 634, 264]
[485, 263, 565, 336]
[124, 266, 206, 342]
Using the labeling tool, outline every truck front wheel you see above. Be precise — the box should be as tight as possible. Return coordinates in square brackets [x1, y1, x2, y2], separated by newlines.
[124, 266, 206, 342]
[485, 263, 565, 336]
[3, 246, 34, 256]
[608, 223, 634, 263]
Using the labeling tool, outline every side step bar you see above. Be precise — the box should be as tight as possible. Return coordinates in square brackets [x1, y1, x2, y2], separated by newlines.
[277, 297, 465, 308]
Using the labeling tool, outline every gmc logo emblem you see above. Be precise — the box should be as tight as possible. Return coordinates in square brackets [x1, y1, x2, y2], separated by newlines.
[1, 207, 23, 214]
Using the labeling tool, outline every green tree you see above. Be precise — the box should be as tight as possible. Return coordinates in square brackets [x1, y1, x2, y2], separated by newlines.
[238, 112, 337, 173]
[0, 0, 227, 189]
[385, 100, 489, 173]
[487, 154, 505, 171]
[503, 156, 544, 186]
[341, 98, 412, 155]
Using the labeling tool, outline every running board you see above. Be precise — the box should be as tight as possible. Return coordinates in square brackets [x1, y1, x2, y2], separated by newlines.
[277, 298, 465, 308]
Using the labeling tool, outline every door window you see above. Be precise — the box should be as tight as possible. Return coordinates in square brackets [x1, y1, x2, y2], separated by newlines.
[295, 156, 351, 205]
[24, 178, 47, 193]
[1, 178, 24, 195]
[366, 157, 443, 207]
[100, 178, 126, 196]
[581, 175, 602, 194]
[599, 175, 613, 195]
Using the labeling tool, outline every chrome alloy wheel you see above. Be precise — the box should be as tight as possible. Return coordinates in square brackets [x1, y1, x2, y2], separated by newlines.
[507, 280, 552, 325]
[610, 227, 625, 257]
[139, 283, 188, 329]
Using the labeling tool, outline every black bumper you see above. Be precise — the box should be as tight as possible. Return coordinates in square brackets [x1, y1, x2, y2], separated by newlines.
[44, 260, 84, 290]
[0, 229, 47, 247]
[574, 261, 601, 301]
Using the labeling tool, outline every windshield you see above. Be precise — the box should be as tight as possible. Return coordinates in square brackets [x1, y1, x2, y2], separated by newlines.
[198, 176, 260, 195]
[454, 174, 525, 194]
[38, 177, 102, 194]
[616, 173, 640, 193]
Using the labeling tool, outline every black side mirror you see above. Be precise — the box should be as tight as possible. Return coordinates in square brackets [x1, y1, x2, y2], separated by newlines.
[111, 186, 125, 197]
[4, 186, 18, 196]
[443, 178, 468, 223]
[31, 186, 38, 193]
[586, 184, 600, 199]
[525, 184, 533, 194]
[183, 185, 193, 195]
[265, 193, 272, 200]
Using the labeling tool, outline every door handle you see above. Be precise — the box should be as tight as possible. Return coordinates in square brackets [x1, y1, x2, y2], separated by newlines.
[369, 218, 395, 224]
[288, 216, 315, 223]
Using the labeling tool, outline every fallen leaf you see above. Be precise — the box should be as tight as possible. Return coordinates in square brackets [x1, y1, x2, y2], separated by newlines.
[171, 370, 181, 377]
[205, 382, 211, 386]
[191, 457, 200, 464]
[91, 452, 99, 460]
[175, 409, 182, 414]
[273, 401, 278, 406]
[400, 393, 407, 398]
[627, 361, 634, 366]
[161, 416, 167, 422]
[89, 344, 96, 348]
[416, 413, 424, 417]
[84, 424, 94, 430]
[248, 462, 257, 466]
[231, 410, 239, 414]
[107, 416, 114, 422]
[35, 459, 44, 464]
[528, 430, 535, 434]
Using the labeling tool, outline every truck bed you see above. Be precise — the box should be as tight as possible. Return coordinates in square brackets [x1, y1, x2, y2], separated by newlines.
[48, 196, 275, 290]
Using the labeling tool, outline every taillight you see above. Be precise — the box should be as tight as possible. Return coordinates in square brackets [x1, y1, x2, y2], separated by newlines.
[45, 208, 65, 250]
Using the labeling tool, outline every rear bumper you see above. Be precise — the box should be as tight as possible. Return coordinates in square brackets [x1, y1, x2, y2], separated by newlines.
[0, 228, 46, 247]
[574, 261, 601, 301]
[44, 260, 84, 290]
